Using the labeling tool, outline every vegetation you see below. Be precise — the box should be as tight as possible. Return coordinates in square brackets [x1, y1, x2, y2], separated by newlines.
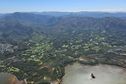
[0, 12, 126, 83]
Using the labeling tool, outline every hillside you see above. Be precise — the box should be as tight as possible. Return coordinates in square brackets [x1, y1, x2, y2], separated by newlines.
[0, 12, 126, 83]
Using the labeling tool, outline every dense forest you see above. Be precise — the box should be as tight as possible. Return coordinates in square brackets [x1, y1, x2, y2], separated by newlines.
[0, 12, 126, 84]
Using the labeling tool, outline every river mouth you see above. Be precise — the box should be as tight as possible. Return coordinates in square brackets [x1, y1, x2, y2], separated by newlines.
[62, 63, 126, 84]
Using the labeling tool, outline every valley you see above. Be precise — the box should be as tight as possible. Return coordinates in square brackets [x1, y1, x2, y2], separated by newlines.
[0, 12, 126, 84]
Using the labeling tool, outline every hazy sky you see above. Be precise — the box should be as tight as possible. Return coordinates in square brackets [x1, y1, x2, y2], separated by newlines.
[0, 0, 126, 13]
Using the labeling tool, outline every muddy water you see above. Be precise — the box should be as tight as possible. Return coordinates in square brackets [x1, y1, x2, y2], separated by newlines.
[62, 63, 126, 84]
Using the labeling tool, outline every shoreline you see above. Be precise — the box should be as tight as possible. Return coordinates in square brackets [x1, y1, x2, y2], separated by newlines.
[61, 62, 126, 84]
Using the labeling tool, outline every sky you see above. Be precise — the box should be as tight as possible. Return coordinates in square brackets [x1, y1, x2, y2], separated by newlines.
[0, 0, 126, 13]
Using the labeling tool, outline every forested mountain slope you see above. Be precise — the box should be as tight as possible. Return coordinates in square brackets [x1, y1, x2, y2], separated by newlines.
[0, 12, 126, 83]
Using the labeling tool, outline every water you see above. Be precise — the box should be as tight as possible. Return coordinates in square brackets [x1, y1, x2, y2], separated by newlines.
[62, 63, 126, 84]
